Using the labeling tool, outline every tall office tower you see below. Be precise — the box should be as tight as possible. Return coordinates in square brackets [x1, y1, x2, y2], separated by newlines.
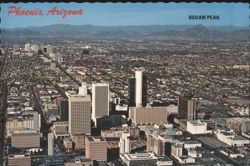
[92, 83, 109, 124]
[135, 70, 147, 107]
[119, 133, 130, 154]
[128, 78, 136, 107]
[68, 92, 91, 135]
[48, 133, 54, 156]
[178, 94, 196, 121]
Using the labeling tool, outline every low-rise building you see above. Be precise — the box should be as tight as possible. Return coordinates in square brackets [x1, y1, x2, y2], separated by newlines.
[215, 130, 250, 146]
[72, 133, 86, 150]
[53, 121, 69, 139]
[64, 137, 73, 152]
[226, 117, 250, 133]
[11, 130, 40, 148]
[101, 127, 140, 138]
[186, 120, 212, 135]
[8, 154, 31, 166]
[129, 107, 168, 125]
[6, 112, 41, 136]
[120, 152, 173, 166]
[65, 156, 93, 166]
[184, 140, 202, 149]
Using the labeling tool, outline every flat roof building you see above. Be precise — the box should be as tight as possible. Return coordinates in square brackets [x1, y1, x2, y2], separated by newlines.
[92, 83, 109, 125]
[129, 107, 168, 125]
[215, 130, 250, 146]
[53, 121, 69, 139]
[11, 130, 40, 148]
[186, 120, 212, 135]
[120, 152, 173, 166]
[85, 136, 107, 161]
[72, 133, 86, 150]
[8, 154, 31, 166]
[178, 94, 196, 121]
[68, 92, 91, 135]
[65, 156, 93, 166]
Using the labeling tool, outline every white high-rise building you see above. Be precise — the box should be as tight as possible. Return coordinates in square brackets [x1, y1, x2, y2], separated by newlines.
[24, 43, 31, 51]
[79, 82, 88, 96]
[48, 133, 54, 156]
[119, 133, 130, 154]
[92, 83, 109, 124]
[135, 71, 143, 107]
[68, 90, 91, 135]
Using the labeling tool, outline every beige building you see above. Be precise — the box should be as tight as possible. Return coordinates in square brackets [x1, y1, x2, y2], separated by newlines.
[226, 117, 250, 133]
[101, 129, 124, 138]
[8, 154, 31, 166]
[7, 119, 33, 130]
[68, 93, 91, 135]
[6, 112, 41, 136]
[171, 143, 183, 157]
[129, 107, 169, 125]
[12, 131, 40, 148]
[85, 136, 107, 161]
[72, 133, 86, 150]
[53, 121, 69, 139]
[64, 138, 73, 152]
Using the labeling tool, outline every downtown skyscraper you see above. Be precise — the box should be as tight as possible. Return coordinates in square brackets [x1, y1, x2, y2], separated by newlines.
[128, 70, 147, 107]
[178, 94, 196, 121]
[67, 84, 91, 135]
[92, 83, 109, 124]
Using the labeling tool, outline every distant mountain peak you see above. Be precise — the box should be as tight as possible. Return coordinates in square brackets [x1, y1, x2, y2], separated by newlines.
[186, 24, 209, 33]
[2, 24, 248, 41]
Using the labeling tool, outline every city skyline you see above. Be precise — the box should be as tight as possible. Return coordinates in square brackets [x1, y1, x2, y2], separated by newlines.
[1, 2, 249, 28]
[1, 2, 249, 166]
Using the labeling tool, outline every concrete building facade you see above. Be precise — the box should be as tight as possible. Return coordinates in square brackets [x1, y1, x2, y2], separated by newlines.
[68, 93, 91, 135]
[92, 83, 109, 124]
[129, 107, 168, 125]
[8, 155, 31, 166]
[85, 136, 107, 161]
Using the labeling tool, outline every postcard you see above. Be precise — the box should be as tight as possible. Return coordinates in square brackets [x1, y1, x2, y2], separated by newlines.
[0, 2, 249, 166]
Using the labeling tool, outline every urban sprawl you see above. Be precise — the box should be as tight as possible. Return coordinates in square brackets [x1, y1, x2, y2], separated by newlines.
[0, 37, 249, 166]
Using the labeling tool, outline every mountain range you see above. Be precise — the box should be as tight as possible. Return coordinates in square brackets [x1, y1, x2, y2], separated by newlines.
[2, 24, 249, 41]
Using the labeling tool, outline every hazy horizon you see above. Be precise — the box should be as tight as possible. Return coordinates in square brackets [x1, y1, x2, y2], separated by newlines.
[1, 3, 248, 28]
[3, 23, 249, 30]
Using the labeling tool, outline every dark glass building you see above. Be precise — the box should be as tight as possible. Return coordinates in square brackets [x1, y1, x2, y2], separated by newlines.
[59, 99, 69, 121]
[128, 78, 136, 107]
[178, 94, 196, 121]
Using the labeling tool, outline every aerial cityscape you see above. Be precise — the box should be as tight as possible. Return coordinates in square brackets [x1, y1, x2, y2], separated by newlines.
[0, 2, 249, 166]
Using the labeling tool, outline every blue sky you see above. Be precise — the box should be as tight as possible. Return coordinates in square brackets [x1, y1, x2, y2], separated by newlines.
[1, 3, 249, 28]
